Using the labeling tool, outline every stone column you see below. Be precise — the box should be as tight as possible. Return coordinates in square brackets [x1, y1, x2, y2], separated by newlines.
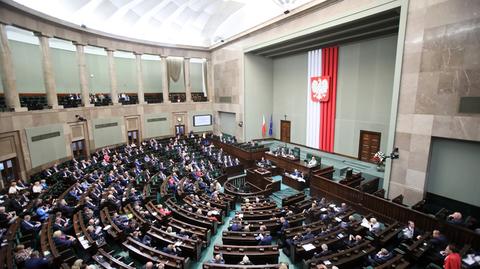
[206, 59, 213, 102]
[0, 24, 25, 111]
[74, 42, 92, 107]
[184, 57, 192, 102]
[161, 55, 170, 103]
[134, 52, 145, 104]
[106, 49, 119, 105]
[35, 32, 62, 109]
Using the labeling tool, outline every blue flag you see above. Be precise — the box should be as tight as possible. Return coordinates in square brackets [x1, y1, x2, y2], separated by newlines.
[269, 114, 273, 136]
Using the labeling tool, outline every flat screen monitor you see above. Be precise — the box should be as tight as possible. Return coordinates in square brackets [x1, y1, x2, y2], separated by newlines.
[193, 114, 212, 127]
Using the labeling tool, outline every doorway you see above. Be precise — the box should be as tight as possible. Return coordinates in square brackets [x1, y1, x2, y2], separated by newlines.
[0, 158, 19, 187]
[71, 140, 87, 159]
[280, 120, 291, 143]
[127, 130, 139, 145]
[175, 125, 185, 136]
[358, 130, 381, 162]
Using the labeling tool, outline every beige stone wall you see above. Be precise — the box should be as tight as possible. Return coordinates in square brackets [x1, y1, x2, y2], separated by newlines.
[389, 0, 480, 205]
[210, 0, 480, 205]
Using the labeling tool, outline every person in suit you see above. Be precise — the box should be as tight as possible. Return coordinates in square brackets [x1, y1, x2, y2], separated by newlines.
[369, 248, 393, 265]
[24, 251, 49, 269]
[53, 217, 72, 234]
[8, 195, 23, 214]
[162, 244, 179, 255]
[314, 244, 332, 258]
[257, 233, 273, 245]
[279, 217, 289, 235]
[209, 254, 225, 264]
[307, 156, 317, 167]
[230, 221, 242, 231]
[57, 199, 75, 217]
[52, 230, 76, 248]
[399, 220, 420, 242]
[0, 206, 17, 228]
[429, 230, 448, 250]
[345, 234, 363, 247]
[291, 169, 302, 178]
[368, 217, 382, 235]
[447, 212, 464, 226]
[21, 215, 41, 233]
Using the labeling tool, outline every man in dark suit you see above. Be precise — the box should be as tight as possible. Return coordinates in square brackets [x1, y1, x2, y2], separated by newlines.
[52, 230, 76, 248]
[24, 251, 49, 269]
[258, 233, 273, 245]
[369, 248, 393, 265]
[21, 215, 41, 233]
[314, 244, 332, 258]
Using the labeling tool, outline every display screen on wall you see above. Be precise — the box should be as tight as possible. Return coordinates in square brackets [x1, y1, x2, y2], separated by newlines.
[193, 115, 212, 127]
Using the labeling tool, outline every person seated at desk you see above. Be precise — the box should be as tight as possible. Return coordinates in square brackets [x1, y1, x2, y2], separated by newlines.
[369, 248, 394, 265]
[367, 217, 382, 235]
[21, 215, 41, 233]
[162, 244, 180, 256]
[447, 212, 464, 226]
[258, 157, 271, 167]
[307, 156, 318, 167]
[289, 169, 305, 182]
[239, 255, 253, 265]
[52, 230, 76, 248]
[256, 232, 273, 245]
[86, 225, 104, 241]
[429, 230, 448, 250]
[314, 244, 332, 258]
[24, 250, 49, 269]
[345, 234, 363, 247]
[209, 254, 225, 264]
[229, 221, 242, 231]
[398, 220, 421, 242]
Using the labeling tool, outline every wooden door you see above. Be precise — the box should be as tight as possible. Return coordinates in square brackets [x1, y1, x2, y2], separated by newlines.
[358, 130, 381, 162]
[280, 120, 291, 143]
[0, 158, 19, 186]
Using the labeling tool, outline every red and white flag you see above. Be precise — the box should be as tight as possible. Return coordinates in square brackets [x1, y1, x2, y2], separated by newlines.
[261, 115, 266, 137]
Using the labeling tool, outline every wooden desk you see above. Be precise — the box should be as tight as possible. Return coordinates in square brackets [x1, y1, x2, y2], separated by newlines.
[310, 174, 480, 248]
[265, 152, 324, 178]
[282, 174, 307, 191]
[212, 139, 268, 168]
[246, 169, 281, 192]
[213, 244, 280, 264]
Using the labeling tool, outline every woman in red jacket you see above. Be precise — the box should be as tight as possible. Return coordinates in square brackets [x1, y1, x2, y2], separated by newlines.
[444, 244, 461, 269]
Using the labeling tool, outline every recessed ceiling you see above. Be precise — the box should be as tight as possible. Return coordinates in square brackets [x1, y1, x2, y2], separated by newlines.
[12, 0, 316, 47]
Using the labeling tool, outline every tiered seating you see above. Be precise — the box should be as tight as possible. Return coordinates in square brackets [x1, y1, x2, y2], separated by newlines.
[90, 93, 112, 106]
[19, 93, 47, 110]
[145, 93, 164, 103]
[4, 134, 478, 269]
[213, 245, 280, 264]
[119, 93, 138, 105]
[58, 93, 82, 108]
[0, 94, 8, 112]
